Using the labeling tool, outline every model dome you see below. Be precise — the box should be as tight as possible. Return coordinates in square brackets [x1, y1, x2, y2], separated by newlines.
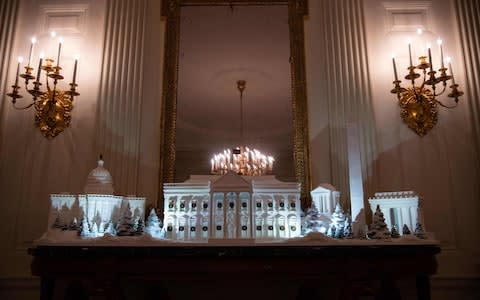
[84, 155, 114, 195]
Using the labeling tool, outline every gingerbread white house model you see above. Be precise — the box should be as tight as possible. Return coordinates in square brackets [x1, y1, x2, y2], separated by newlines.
[163, 171, 303, 241]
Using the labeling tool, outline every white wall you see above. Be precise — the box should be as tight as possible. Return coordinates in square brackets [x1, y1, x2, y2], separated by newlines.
[0, 0, 478, 298]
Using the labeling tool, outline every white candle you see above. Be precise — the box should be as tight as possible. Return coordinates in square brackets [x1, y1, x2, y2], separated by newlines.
[437, 39, 444, 69]
[407, 38, 413, 66]
[427, 43, 433, 71]
[15, 57, 23, 86]
[36, 53, 43, 81]
[446, 57, 455, 84]
[56, 36, 63, 67]
[72, 55, 79, 84]
[27, 37, 36, 68]
[392, 54, 398, 81]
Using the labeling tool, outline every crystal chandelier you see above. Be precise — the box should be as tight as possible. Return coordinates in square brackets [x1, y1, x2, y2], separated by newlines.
[6, 32, 80, 138]
[390, 29, 463, 136]
[210, 80, 274, 176]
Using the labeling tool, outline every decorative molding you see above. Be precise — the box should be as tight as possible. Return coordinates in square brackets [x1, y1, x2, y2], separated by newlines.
[0, 0, 20, 147]
[96, 0, 147, 195]
[39, 4, 89, 36]
[159, 0, 311, 208]
[318, 0, 378, 202]
[382, 1, 432, 32]
[454, 0, 480, 162]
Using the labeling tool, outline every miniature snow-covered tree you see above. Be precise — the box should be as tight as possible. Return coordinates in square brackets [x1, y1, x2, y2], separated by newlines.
[390, 225, 400, 238]
[331, 203, 346, 238]
[105, 220, 116, 236]
[343, 215, 353, 239]
[52, 214, 66, 230]
[134, 218, 145, 236]
[145, 208, 164, 238]
[91, 222, 99, 237]
[79, 217, 91, 237]
[367, 205, 391, 239]
[69, 217, 79, 231]
[402, 224, 411, 235]
[117, 203, 134, 236]
[414, 222, 427, 239]
[98, 221, 105, 234]
[302, 206, 323, 234]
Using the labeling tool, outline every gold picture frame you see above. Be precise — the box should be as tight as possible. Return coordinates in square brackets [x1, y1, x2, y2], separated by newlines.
[158, 0, 311, 208]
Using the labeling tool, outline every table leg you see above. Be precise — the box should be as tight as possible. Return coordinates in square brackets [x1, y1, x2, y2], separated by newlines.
[416, 274, 431, 300]
[40, 276, 55, 300]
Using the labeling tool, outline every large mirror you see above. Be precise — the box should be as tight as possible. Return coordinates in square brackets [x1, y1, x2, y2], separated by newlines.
[159, 0, 310, 206]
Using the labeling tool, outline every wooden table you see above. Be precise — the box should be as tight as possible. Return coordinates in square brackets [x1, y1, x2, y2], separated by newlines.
[29, 242, 440, 300]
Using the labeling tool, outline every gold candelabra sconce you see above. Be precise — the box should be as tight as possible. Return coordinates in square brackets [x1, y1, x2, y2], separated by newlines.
[6, 33, 80, 139]
[391, 34, 463, 137]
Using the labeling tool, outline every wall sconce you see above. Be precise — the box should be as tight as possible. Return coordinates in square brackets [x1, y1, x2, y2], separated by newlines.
[6, 33, 80, 139]
[390, 35, 463, 136]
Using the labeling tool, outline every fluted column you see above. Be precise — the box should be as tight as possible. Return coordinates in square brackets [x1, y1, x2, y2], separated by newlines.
[318, 0, 377, 201]
[0, 0, 19, 148]
[454, 0, 480, 159]
[97, 0, 147, 195]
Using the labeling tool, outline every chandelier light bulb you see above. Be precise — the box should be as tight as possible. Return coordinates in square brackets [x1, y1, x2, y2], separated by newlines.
[426, 43, 431, 49]
[74, 54, 80, 61]
[58, 36, 63, 43]
[210, 80, 274, 176]
[18, 56, 23, 63]
[436, 39, 442, 46]
[31, 37, 37, 44]
[50, 31, 56, 38]
[445, 56, 451, 63]
[416, 28, 423, 35]
[39, 51, 45, 59]
[406, 37, 412, 44]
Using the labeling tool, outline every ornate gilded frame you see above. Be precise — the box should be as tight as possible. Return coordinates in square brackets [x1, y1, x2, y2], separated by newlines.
[159, 0, 311, 207]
